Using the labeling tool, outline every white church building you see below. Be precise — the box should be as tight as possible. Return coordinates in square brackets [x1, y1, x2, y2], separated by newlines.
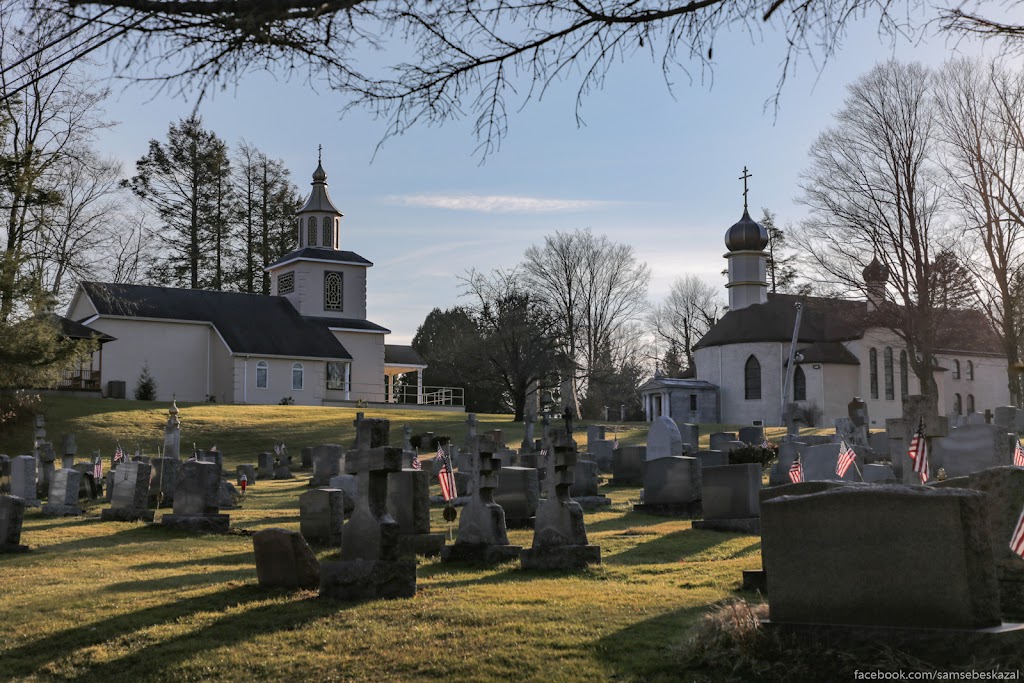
[643, 206, 1010, 429]
[65, 159, 431, 407]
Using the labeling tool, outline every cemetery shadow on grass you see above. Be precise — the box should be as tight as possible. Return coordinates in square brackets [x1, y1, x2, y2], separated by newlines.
[4, 584, 339, 682]
[23, 516, 105, 532]
[417, 562, 580, 588]
[136, 551, 254, 570]
[103, 569, 254, 593]
[604, 529, 759, 566]
[29, 525, 170, 554]
[594, 604, 709, 682]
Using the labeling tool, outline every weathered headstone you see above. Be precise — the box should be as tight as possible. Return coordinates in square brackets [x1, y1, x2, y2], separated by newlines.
[612, 445, 645, 485]
[762, 485, 1001, 629]
[101, 461, 155, 522]
[42, 469, 83, 516]
[483, 429, 504, 449]
[273, 455, 294, 480]
[635, 456, 702, 516]
[36, 441, 56, 499]
[708, 432, 738, 453]
[676, 422, 699, 449]
[588, 439, 614, 472]
[160, 460, 229, 532]
[61, 433, 77, 470]
[493, 466, 540, 528]
[149, 457, 177, 507]
[237, 464, 257, 486]
[387, 468, 445, 556]
[0, 495, 29, 552]
[738, 426, 764, 446]
[586, 425, 606, 446]
[692, 464, 760, 532]
[300, 446, 313, 470]
[218, 480, 239, 509]
[465, 413, 478, 446]
[694, 450, 728, 468]
[198, 449, 224, 473]
[299, 488, 345, 545]
[163, 401, 181, 460]
[402, 425, 413, 452]
[253, 528, 320, 590]
[930, 424, 1015, 478]
[646, 417, 684, 461]
[994, 406, 1020, 434]
[569, 459, 599, 497]
[310, 445, 344, 487]
[886, 395, 948, 483]
[801, 443, 864, 482]
[521, 412, 536, 452]
[258, 452, 276, 480]
[441, 439, 521, 564]
[11, 455, 40, 507]
[862, 463, 896, 483]
[328, 474, 358, 514]
[521, 443, 601, 570]
[319, 435, 416, 600]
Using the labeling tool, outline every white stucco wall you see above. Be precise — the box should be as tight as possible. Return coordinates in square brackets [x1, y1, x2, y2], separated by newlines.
[268, 260, 368, 319]
[333, 330, 385, 402]
[695, 341, 786, 426]
[232, 356, 327, 405]
[936, 352, 1009, 419]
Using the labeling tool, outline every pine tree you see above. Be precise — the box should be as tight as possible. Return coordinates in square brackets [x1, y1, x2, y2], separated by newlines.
[134, 363, 157, 400]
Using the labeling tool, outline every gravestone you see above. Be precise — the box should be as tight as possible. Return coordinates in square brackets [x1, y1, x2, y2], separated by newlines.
[800, 443, 864, 482]
[737, 426, 764, 446]
[237, 464, 257, 486]
[930, 424, 1015, 478]
[676, 422, 699, 449]
[646, 417, 684, 460]
[708, 432, 738, 453]
[494, 449, 518, 469]
[163, 401, 181, 460]
[0, 495, 29, 552]
[483, 429, 504, 449]
[994, 407, 1020, 434]
[862, 463, 897, 483]
[101, 461, 155, 522]
[965, 412, 986, 425]
[402, 425, 413, 452]
[692, 464, 761, 533]
[36, 442, 56, 499]
[521, 412, 536, 452]
[586, 425, 606, 446]
[300, 446, 313, 470]
[465, 413, 478, 447]
[274, 455, 294, 480]
[886, 395, 948, 484]
[218, 481, 240, 509]
[493, 466, 540, 528]
[197, 449, 223, 473]
[161, 460, 230, 532]
[612, 445, 645, 485]
[258, 452, 276, 480]
[720, 440, 748, 455]
[328, 474, 358, 514]
[319, 438, 417, 600]
[42, 469, 83, 516]
[635, 456, 702, 516]
[71, 462, 100, 499]
[441, 439, 522, 564]
[762, 485, 1001, 630]
[569, 459, 599, 497]
[11, 456, 40, 507]
[61, 433, 76, 470]
[0, 454, 9, 494]
[588, 439, 614, 472]
[387, 468, 445, 557]
[149, 457, 177, 507]
[299, 488, 345, 545]
[521, 443, 601, 570]
[868, 431, 889, 457]
[253, 528, 320, 590]
[310, 445, 344, 487]
[694, 450, 728, 469]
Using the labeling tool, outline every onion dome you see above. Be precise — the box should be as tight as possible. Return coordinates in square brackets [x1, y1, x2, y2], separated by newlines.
[862, 256, 890, 284]
[298, 160, 343, 215]
[724, 210, 769, 252]
[312, 161, 327, 183]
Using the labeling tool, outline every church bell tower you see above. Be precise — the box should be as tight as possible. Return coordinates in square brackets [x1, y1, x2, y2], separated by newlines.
[723, 167, 768, 311]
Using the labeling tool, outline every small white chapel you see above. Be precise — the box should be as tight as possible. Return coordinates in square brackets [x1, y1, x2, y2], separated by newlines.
[64, 158, 428, 406]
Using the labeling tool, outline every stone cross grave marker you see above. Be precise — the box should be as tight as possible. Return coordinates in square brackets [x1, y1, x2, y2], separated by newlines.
[885, 395, 948, 483]
[36, 442, 56, 498]
[61, 433, 77, 470]
[521, 442, 600, 570]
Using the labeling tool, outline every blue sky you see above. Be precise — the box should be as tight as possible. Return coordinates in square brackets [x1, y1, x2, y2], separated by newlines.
[88, 15, 1002, 344]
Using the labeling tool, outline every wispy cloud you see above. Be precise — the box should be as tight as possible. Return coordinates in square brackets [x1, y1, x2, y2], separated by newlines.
[384, 193, 621, 214]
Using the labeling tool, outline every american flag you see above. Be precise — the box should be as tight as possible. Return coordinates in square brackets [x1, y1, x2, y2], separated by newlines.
[788, 457, 804, 484]
[113, 443, 125, 465]
[410, 452, 422, 470]
[1014, 439, 1024, 468]
[762, 436, 773, 449]
[612, 437, 619, 450]
[908, 417, 930, 483]
[437, 448, 457, 502]
[93, 458, 103, 481]
[1011, 506, 1024, 559]
[836, 439, 857, 478]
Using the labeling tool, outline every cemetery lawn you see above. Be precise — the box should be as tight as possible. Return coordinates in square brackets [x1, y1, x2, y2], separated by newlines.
[1, 397, 869, 682]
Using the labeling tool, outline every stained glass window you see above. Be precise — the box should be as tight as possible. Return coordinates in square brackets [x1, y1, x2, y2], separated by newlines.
[324, 271, 343, 311]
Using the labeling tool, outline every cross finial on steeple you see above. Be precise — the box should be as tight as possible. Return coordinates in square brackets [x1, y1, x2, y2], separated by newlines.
[318, 144, 322, 164]
[739, 166, 752, 212]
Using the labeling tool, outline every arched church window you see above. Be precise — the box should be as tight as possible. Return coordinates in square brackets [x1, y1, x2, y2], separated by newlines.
[744, 355, 761, 400]
[307, 217, 317, 247]
[967, 360, 974, 381]
[884, 347, 894, 400]
[793, 365, 806, 402]
[952, 359, 961, 380]
[324, 271, 343, 311]
[292, 363, 304, 391]
[967, 394, 975, 413]
[869, 348, 878, 399]
[900, 350, 909, 397]
[323, 216, 332, 247]
[953, 393, 962, 415]
[256, 361, 268, 389]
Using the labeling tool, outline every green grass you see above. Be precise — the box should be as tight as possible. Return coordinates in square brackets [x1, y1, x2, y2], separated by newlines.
[0, 397, 876, 682]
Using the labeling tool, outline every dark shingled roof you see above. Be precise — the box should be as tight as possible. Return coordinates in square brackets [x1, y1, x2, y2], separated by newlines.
[81, 282, 352, 360]
[267, 247, 372, 269]
[695, 293, 1003, 356]
[384, 344, 426, 367]
[304, 316, 391, 334]
[795, 341, 860, 366]
[48, 313, 116, 343]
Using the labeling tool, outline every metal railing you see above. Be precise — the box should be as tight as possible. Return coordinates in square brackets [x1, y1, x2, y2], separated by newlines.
[341, 382, 465, 407]
[56, 368, 101, 391]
